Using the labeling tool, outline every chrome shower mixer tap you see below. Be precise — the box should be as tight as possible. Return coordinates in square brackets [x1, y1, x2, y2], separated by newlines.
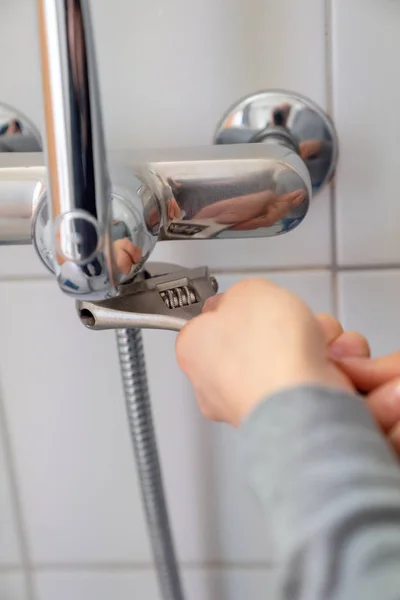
[0, 0, 338, 331]
[0, 2, 338, 329]
[2, 0, 335, 334]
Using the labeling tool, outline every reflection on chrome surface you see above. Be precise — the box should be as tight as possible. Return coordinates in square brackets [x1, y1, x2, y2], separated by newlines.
[132, 143, 311, 241]
[162, 182, 307, 239]
[33, 167, 160, 297]
[1, 141, 312, 297]
[214, 90, 338, 196]
[0, 98, 160, 297]
[0, 105, 41, 153]
[0, 96, 321, 298]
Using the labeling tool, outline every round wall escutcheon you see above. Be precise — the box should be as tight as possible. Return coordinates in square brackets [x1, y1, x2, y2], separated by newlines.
[213, 90, 339, 195]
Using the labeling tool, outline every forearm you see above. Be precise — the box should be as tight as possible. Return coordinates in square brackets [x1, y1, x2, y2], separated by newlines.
[241, 386, 400, 600]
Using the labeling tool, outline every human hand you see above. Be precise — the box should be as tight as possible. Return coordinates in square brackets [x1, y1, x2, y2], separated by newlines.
[335, 352, 400, 456]
[176, 279, 353, 427]
[299, 139, 322, 161]
[193, 189, 306, 231]
[146, 198, 181, 229]
[5, 119, 22, 136]
[311, 314, 400, 457]
[177, 281, 400, 454]
[113, 238, 142, 275]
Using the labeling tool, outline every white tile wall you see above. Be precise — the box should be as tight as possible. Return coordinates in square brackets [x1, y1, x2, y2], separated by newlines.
[0, 415, 22, 565]
[0, 281, 152, 565]
[0, 272, 331, 568]
[0, 573, 28, 600]
[338, 271, 400, 357]
[1, 1, 399, 599]
[333, 0, 400, 265]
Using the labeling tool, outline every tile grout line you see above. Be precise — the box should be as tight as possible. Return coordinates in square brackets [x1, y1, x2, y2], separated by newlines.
[0, 390, 37, 600]
[2, 265, 400, 283]
[214, 264, 400, 276]
[335, 264, 400, 272]
[324, 0, 339, 319]
[0, 565, 23, 574]
[16, 561, 277, 573]
[212, 265, 332, 275]
[0, 275, 52, 283]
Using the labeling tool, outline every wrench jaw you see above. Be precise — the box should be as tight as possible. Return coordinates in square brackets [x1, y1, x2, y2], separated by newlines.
[76, 264, 218, 332]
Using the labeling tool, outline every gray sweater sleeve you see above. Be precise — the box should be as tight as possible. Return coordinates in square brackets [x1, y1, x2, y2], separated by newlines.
[240, 386, 400, 600]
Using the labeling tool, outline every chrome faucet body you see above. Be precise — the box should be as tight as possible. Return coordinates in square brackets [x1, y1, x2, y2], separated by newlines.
[0, 1, 339, 331]
[38, 0, 115, 297]
[0, 0, 313, 307]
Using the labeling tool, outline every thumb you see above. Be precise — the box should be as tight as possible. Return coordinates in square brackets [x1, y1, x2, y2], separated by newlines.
[366, 377, 400, 433]
[338, 352, 400, 392]
[203, 293, 224, 313]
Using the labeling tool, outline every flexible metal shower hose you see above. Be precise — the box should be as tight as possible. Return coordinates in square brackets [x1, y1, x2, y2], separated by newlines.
[115, 328, 185, 600]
